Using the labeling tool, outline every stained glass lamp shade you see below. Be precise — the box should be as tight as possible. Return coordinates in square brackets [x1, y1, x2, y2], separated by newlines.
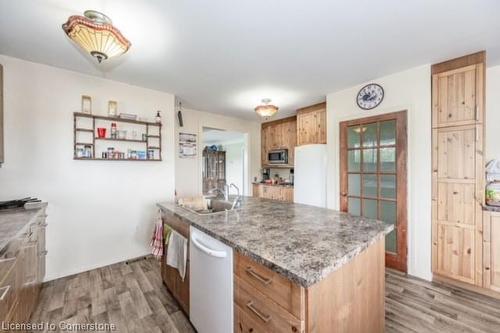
[62, 10, 131, 63]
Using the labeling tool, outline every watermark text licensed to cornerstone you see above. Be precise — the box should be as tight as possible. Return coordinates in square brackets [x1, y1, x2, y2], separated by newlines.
[2, 321, 117, 331]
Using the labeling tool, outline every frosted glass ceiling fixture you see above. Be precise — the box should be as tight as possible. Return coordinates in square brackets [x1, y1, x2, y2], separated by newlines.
[255, 98, 279, 117]
[62, 10, 131, 63]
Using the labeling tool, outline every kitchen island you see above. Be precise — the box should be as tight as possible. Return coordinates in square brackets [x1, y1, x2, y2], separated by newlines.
[158, 197, 392, 333]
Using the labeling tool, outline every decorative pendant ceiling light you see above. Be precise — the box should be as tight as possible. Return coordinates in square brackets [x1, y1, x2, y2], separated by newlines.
[255, 98, 279, 117]
[62, 10, 131, 63]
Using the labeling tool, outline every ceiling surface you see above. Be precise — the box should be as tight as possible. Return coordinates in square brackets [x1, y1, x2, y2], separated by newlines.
[1, 0, 499, 120]
[203, 128, 245, 145]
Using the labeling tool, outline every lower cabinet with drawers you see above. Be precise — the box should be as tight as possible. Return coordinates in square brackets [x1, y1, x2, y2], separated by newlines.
[0, 208, 47, 327]
[234, 239, 385, 333]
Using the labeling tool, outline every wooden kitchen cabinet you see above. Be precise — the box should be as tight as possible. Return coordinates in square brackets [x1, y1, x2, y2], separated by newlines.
[483, 210, 500, 293]
[234, 239, 385, 333]
[431, 52, 485, 288]
[261, 116, 296, 168]
[253, 184, 294, 203]
[0, 208, 47, 326]
[161, 211, 190, 315]
[296, 102, 326, 146]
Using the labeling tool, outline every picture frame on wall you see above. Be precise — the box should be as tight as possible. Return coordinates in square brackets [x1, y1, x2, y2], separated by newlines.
[81, 95, 92, 114]
[179, 132, 197, 158]
[108, 100, 118, 117]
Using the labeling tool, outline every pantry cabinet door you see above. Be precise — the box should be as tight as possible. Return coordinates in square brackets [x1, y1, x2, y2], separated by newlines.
[436, 224, 475, 284]
[433, 64, 481, 127]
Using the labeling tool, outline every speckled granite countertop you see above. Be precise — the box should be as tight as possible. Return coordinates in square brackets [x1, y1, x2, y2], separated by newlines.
[157, 197, 392, 287]
[483, 204, 500, 212]
[0, 204, 47, 255]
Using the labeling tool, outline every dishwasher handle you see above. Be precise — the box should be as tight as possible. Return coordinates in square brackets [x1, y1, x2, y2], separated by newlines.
[191, 233, 227, 258]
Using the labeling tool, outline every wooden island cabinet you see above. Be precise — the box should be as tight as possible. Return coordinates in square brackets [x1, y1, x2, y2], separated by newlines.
[161, 210, 190, 315]
[0, 207, 47, 327]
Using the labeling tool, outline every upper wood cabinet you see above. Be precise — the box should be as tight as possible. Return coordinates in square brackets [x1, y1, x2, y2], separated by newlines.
[431, 52, 485, 287]
[261, 116, 296, 167]
[433, 63, 484, 128]
[296, 102, 326, 146]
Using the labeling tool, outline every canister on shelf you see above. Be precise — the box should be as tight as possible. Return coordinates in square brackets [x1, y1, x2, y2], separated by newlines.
[147, 149, 154, 160]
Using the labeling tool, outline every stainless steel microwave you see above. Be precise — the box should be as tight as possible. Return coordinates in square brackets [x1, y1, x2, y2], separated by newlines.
[268, 149, 288, 164]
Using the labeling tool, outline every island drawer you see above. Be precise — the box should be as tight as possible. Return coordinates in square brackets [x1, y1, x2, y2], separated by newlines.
[234, 252, 304, 320]
[235, 276, 304, 333]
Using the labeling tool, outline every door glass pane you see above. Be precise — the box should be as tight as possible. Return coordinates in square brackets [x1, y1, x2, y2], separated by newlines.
[348, 174, 361, 196]
[348, 150, 361, 172]
[362, 123, 377, 147]
[348, 126, 361, 148]
[385, 229, 397, 253]
[380, 120, 396, 146]
[380, 201, 396, 224]
[380, 201, 397, 253]
[348, 198, 361, 216]
[363, 175, 377, 198]
[362, 149, 377, 172]
[380, 147, 396, 172]
[380, 175, 396, 199]
[363, 199, 378, 219]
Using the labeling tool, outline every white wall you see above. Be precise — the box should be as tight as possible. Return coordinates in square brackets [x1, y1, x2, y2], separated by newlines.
[175, 108, 261, 197]
[486, 65, 500, 161]
[0, 55, 176, 281]
[327, 65, 433, 280]
[217, 141, 245, 193]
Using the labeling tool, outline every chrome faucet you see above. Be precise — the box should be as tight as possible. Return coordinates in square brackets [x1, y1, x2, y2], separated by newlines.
[209, 185, 230, 201]
[230, 183, 242, 209]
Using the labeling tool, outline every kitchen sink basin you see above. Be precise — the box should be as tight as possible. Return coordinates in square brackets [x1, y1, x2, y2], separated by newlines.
[180, 199, 238, 215]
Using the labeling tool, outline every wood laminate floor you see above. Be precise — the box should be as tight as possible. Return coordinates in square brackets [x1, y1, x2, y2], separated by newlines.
[30, 258, 500, 333]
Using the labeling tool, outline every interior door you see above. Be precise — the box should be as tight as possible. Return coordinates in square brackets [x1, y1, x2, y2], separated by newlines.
[340, 111, 407, 272]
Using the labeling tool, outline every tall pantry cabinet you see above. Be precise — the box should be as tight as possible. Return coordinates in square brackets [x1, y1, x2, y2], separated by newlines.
[431, 52, 486, 287]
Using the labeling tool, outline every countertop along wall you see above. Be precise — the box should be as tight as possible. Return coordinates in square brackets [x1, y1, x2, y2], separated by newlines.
[0, 55, 176, 281]
[175, 107, 261, 197]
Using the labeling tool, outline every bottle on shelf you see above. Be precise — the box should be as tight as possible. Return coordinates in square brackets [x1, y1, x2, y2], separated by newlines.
[155, 111, 161, 124]
[110, 123, 117, 139]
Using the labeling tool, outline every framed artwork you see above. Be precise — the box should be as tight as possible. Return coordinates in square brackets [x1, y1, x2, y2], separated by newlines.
[179, 132, 197, 158]
[108, 100, 118, 117]
[81, 95, 92, 114]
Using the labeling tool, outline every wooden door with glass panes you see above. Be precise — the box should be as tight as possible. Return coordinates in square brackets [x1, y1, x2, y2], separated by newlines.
[340, 111, 407, 272]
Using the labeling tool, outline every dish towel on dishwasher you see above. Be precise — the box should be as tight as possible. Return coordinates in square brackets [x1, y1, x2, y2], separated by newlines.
[166, 230, 188, 281]
[150, 211, 163, 258]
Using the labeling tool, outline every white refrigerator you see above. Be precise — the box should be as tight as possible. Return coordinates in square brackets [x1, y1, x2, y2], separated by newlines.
[294, 144, 327, 208]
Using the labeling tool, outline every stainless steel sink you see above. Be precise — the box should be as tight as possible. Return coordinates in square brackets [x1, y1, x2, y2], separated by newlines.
[180, 199, 237, 215]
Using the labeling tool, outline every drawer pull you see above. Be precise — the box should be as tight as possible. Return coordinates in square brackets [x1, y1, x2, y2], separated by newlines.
[246, 301, 272, 323]
[0, 285, 11, 301]
[40, 250, 48, 256]
[39, 222, 48, 227]
[245, 267, 272, 285]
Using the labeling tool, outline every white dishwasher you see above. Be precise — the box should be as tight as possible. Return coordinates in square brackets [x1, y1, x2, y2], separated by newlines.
[190, 226, 233, 333]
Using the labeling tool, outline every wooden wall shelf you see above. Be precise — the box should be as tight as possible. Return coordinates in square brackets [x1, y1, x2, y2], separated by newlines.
[73, 112, 162, 161]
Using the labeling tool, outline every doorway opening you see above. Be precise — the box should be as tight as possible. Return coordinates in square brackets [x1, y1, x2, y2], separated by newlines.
[202, 127, 246, 196]
[339, 111, 408, 272]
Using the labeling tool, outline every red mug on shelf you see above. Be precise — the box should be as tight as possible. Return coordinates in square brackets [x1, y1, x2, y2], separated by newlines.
[97, 128, 107, 138]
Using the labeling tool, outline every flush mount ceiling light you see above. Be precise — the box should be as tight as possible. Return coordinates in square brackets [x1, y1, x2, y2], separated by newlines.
[255, 98, 279, 117]
[62, 10, 131, 63]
